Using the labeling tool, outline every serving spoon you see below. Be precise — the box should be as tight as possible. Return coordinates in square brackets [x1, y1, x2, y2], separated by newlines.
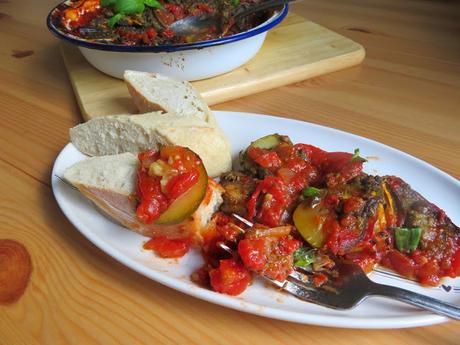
[169, 0, 298, 38]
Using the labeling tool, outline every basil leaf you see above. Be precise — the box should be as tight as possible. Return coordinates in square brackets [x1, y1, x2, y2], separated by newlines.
[101, 0, 116, 7]
[351, 148, 368, 162]
[302, 187, 321, 198]
[293, 247, 316, 268]
[144, 0, 162, 9]
[115, 0, 144, 15]
[232, 0, 240, 6]
[108, 13, 124, 28]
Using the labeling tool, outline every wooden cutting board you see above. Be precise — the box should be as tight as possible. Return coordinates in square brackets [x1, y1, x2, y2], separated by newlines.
[61, 13, 365, 121]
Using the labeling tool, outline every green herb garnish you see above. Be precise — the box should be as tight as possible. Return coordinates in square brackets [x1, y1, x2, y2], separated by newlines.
[108, 13, 124, 28]
[395, 227, 422, 252]
[144, 0, 162, 9]
[351, 148, 368, 162]
[115, 0, 144, 15]
[293, 247, 316, 268]
[302, 187, 321, 198]
[102, 0, 163, 28]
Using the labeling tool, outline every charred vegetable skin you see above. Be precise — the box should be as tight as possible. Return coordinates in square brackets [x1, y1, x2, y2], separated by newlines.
[53, 0, 275, 46]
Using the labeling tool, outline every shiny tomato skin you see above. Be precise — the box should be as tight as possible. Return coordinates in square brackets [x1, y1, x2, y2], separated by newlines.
[238, 239, 267, 271]
[451, 249, 460, 276]
[247, 176, 289, 227]
[138, 150, 160, 169]
[416, 261, 441, 286]
[293, 143, 325, 164]
[209, 259, 252, 296]
[319, 152, 353, 174]
[247, 147, 282, 170]
[144, 237, 191, 258]
[136, 170, 168, 223]
[165, 169, 199, 200]
[384, 250, 415, 278]
[278, 237, 301, 255]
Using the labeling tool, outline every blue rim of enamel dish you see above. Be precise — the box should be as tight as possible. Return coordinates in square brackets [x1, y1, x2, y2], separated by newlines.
[47, 2, 288, 53]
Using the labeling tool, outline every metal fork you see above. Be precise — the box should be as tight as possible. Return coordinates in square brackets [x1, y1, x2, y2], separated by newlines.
[228, 214, 460, 320]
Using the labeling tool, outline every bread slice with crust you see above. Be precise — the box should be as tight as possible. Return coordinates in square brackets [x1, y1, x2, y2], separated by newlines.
[69, 112, 231, 177]
[124, 70, 217, 125]
[63, 153, 224, 243]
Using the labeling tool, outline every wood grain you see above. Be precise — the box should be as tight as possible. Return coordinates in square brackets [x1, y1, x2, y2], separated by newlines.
[60, 13, 364, 120]
[1, 0, 460, 344]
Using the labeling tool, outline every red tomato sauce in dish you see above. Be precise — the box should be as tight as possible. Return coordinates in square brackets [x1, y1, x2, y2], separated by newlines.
[52, 0, 277, 46]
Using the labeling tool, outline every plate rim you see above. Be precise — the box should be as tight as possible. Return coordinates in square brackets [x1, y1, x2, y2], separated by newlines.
[52, 110, 460, 329]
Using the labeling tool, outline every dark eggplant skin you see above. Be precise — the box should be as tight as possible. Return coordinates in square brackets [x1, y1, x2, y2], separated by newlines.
[220, 171, 257, 217]
[383, 176, 460, 261]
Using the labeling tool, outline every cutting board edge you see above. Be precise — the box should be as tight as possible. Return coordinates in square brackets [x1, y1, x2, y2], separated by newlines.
[202, 44, 366, 105]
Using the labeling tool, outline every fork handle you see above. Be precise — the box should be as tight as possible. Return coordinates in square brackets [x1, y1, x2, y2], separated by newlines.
[369, 282, 460, 320]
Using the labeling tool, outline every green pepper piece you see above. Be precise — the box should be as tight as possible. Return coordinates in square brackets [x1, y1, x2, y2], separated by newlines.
[302, 187, 321, 198]
[395, 227, 410, 252]
[395, 227, 423, 252]
[408, 227, 422, 251]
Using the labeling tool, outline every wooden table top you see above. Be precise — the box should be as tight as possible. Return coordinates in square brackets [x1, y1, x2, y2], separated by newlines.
[1, 0, 459, 344]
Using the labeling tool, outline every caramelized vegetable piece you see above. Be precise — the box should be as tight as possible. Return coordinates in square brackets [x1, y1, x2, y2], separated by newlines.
[293, 202, 329, 248]
[154, 147, 208, 225]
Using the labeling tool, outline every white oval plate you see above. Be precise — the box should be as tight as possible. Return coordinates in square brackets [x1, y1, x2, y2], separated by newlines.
[52, 111, 460, 329]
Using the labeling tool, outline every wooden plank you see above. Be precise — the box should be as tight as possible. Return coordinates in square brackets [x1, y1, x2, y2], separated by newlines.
[60, 13, 365, 121]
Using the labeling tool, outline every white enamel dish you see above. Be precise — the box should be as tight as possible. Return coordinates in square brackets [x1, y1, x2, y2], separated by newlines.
[52, 111, 460, 329]
[47, 2, 288, 80]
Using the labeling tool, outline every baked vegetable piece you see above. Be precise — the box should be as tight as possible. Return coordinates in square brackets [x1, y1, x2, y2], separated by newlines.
[136, 145, 208, 225]
[214, 134, 460, 295]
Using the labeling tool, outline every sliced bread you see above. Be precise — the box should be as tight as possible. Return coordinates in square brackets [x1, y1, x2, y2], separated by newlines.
[64, 153, 223, 242]
[124, 70, 216, 125]
[69, 112, 231, 177]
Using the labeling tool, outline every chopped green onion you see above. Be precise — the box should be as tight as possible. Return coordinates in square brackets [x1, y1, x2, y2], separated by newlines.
[395, 227, 422, 252]
[302, 187, 321, 198]
[293, 247, 316, 268]
[351, 148, 368, 162]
